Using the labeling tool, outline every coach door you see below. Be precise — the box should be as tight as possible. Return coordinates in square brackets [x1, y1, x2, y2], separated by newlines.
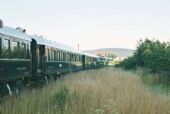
[82, 55, 85, 69]
[39, 45, 45, 72]
[31, 39, 38, 77]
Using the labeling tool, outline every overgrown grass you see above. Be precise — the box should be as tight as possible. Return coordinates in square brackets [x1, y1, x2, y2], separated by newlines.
[137, 70, 170, 96]
[0, 68, 170, 114]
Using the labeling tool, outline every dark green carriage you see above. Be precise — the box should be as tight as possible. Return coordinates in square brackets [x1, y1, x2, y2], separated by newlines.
[0, 26, 32, 95]
[31, 35, 83, 80]
[82, 52, 98, 69]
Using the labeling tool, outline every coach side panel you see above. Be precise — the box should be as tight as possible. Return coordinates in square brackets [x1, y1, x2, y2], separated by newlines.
[44, 47, 82, 75]
[0, 34, 32, 81]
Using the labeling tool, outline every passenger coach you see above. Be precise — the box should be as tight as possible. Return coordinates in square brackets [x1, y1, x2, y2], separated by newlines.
[31, 35, 84, 80]
[0, 26, 32, 95]
[0, 22, 108, 97]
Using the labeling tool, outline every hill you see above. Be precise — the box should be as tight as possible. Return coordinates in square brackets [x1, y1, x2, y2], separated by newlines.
[85, 48, 134, 58]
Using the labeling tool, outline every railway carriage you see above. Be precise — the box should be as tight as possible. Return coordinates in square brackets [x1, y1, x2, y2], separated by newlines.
[0, 26, 32, 95]
[97, 56, 112, 67]
[31, 35, 84, 80]
[82, 52, 98, 69]
[0, 22, 108, 97]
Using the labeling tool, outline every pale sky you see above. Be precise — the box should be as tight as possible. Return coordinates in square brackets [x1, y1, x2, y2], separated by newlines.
[0, 0, 170, 50]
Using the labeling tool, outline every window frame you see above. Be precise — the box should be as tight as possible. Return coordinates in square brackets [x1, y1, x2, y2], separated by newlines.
[47, 48, 51, 61]
[51, 49, 55, 61]
[20, 42, 27, 58]
[2, 38, 10, 58]
[11, 40, 19, 58]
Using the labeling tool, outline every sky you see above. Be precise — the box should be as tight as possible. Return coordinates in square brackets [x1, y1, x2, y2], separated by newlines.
[0, 0, 170, 50]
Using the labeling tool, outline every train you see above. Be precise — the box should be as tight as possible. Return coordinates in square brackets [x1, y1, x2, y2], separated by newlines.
[0, 22, 110, 96]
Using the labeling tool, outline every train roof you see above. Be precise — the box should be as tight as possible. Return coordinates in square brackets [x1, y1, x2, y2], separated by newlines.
[0, 26, 31, 41]
[0, 25, 99, 58]
[31, 34, 83, 55]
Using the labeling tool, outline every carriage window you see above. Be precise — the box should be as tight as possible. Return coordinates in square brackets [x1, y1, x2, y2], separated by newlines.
[4, 39, 9, 49]
[59, 51, 61, 61]
[76, 55, 78, 61]
[11, 41, 19, 58]
[72, 54, 74, 61]
[66, 53, 69, 61]
[69, 53, 71, 61]
[48, 49, 51, 61]
[86, 57, 89, 62]
[11, 41, 18, 50]
[26, 43, 30, 59]
[56, 51, 59, 61]
[75, 55, 76, 61]
[63, 52, 65, 61]
[75, 55, 77, 62]
[74, 55, 75, 61]
[51, 49, 54, 61]
[77, 55, 79, 62]
[74, 54, 76, 61]
[68, 53, 70, 61]
[66, 53, 68, 61]
[79, 55, 81, 62]
[60, 51, 62, 61]
[54, 50, 57, 61]
[77, 55, 80, 62]
[47, 48, 51, 61]
[77, 55, 78, 62]
[3, 39, 10, 57]
[71, 54, 73, 61]
[60, 51, 63, 61]
[20, 43, 26, 58]
[76, 55, 77, 61]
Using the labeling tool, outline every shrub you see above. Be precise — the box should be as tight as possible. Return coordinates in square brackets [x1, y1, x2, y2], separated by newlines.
[51, 85, 69, 111]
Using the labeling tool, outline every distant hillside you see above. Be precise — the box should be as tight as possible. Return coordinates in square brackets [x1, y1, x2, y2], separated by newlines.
[85, 48, 134, 58]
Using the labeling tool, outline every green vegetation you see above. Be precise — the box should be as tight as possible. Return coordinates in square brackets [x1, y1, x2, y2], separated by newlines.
[0, 68, 170, 114]
[116, 39, 170, 85]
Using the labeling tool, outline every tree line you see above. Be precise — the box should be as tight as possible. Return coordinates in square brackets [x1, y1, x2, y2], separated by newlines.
[116, 39, 170, 75]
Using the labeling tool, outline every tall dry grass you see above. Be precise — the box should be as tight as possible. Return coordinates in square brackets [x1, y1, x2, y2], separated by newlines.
[0, 68, 170, 114]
